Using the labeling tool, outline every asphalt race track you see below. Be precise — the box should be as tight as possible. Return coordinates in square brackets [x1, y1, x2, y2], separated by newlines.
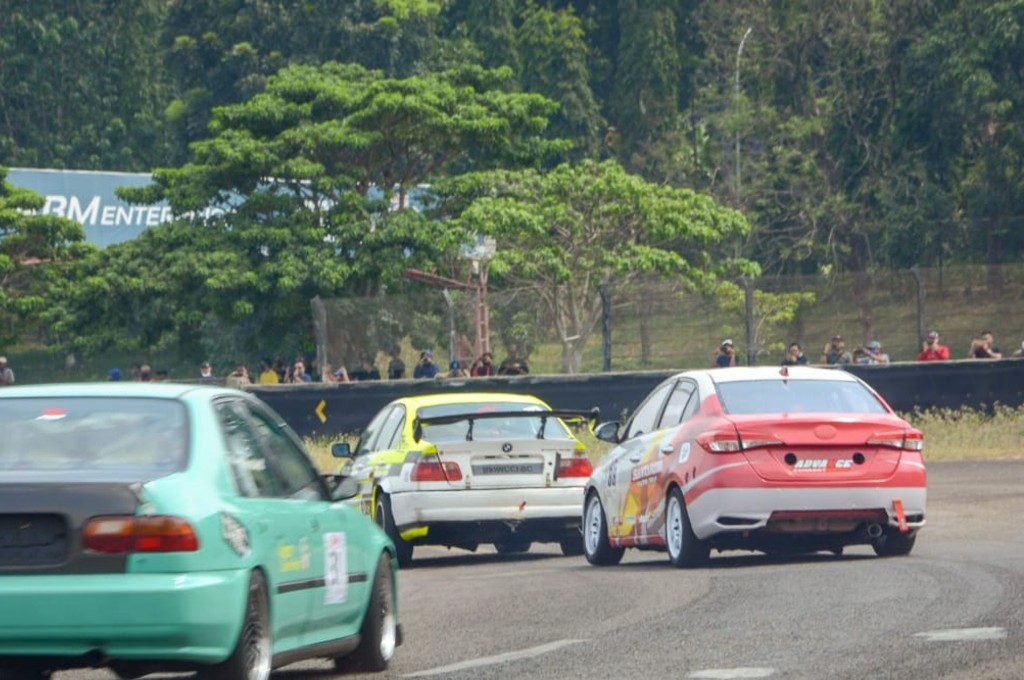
[59, 460, 1024, 680]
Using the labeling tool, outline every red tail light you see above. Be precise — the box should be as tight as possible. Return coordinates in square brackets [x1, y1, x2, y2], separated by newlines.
[867, 430, 925, 451]
[557, 456, 593, 478]
[83, 516, 199, 554]
[410, 460, 463, 482]
[697, 429, 783, 453]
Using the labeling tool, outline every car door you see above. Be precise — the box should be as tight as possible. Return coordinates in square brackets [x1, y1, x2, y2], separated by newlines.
[216, 399, 315, 653]
[346, 405, 405, 516]
[240, 401, 372, 645]
[602, 379, 676, 542]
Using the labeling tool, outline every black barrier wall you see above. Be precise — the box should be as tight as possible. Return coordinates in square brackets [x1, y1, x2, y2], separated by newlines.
[251, 359, 1024, 440]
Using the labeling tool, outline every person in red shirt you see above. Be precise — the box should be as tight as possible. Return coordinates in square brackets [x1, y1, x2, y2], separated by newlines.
[918, 331, 950, 361]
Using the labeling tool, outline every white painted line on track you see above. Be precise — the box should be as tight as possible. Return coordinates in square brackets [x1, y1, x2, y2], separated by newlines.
[688, 669, 776, 679]
[914, 627, 1008, 642]
[402, 638, 587, 678]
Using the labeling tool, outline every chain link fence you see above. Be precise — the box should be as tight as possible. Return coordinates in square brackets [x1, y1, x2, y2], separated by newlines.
[312, 263, 1024, 376]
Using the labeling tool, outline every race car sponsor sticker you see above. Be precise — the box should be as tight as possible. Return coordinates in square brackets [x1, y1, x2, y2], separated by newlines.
[678, 442, 691, 465]
[324, 532, 348, 605]
[631, 459, 663, 485]
[221, 513, 250, 557]
[793, 458, 854, 471]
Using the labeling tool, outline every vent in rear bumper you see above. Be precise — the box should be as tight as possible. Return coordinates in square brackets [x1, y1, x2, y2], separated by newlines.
[0, 514, 69, 567]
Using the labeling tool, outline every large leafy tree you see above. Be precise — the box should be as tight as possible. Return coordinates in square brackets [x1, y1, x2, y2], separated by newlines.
[49, 63, 565, 360]
[0, 168, 93, 347]
[0, 1, 169, 170]
[441, 160, 755, 372]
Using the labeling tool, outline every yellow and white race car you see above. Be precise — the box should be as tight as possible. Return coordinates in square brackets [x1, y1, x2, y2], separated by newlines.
[332, 392, 598, 566]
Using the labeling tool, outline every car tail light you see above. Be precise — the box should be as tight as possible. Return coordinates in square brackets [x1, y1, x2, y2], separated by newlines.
[697, 429, 783, 453]
[410, 460, 463, 482]
[83, 516, 199, 554]
[867, 430, 925, 451]
[557, 455, 593, 478]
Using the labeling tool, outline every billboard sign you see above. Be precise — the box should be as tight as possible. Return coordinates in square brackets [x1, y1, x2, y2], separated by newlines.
[6, 168, 207, 247]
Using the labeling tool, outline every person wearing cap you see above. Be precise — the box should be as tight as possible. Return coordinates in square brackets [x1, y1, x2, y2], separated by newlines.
[0, 356, 15, 386]
[199, 360, 217, 383]
[413, 350, 440, 379]
[713, 339, 737, 368]
[444, 360, 470, 378]
[918, 331, 950, 361]
[820, 334, 852, 365]
[855, 340, 890, 365]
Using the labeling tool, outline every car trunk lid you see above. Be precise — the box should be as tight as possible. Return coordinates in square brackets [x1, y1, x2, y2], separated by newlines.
[432, 439, 586, 489]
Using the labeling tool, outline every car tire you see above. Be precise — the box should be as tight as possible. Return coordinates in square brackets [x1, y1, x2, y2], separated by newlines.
[375, 492, 413, 568]
[333, 552, 398, 673]
[197, 570, 271, 680]
[494, 537, 531, 554]
[583, 492, 624, 566]
[559, 534, 585, 557]
[872, 528, 916, 557]
[665, 487, 709, 568]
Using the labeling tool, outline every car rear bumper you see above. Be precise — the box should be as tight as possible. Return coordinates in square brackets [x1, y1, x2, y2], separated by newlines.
[688, 486, 927, 541]
[390, 487, 585, 539]
[0, 569, 249, 665]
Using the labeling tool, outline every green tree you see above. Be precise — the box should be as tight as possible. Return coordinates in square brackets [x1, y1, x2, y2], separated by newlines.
[0, 168, 93, 347]
[0, 1, 169, 170]
[49, 63, 565, 361]
[443, 160, 755, 372]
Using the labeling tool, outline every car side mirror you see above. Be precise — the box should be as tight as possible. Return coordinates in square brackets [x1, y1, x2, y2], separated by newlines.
[331, 442, 352, 459]
[593, 421, 621, 443]
[323, 473, 360, 501]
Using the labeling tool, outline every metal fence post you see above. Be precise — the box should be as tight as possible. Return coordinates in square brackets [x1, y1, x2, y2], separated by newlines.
[599, 282, 611, 372]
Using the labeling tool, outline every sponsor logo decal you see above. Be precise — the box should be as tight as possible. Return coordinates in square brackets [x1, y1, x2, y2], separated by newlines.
[631, 459, 663, 484]
[793, 458, 854, 471]
[221, 513, 251, 557]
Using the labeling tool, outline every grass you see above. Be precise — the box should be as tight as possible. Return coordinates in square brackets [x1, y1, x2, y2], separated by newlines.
[302, 405, 1024, 472]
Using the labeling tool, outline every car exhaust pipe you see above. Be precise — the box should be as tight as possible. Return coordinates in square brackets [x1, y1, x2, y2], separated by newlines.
[866, 523, 883, 539]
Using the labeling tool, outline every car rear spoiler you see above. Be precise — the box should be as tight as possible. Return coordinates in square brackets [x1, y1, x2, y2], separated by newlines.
[413, 407, 600, 443]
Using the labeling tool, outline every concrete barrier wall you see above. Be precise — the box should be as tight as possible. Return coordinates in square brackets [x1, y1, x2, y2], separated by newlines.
[251, 359, 1024, 440]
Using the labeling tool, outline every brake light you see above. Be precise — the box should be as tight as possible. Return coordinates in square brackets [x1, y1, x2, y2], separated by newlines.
[83, 516, 199, 554]
[868, 430, 925, 451]
[557, 456, 593, 478]
[697, 430, 783, 453]
[410, 460, 463, 482]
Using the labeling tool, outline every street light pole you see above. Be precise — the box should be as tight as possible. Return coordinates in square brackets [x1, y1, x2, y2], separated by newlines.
[735, 27, 752, 204]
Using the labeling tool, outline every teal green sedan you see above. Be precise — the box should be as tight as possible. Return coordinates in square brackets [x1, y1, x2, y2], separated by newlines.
[0, 383, 400, 680]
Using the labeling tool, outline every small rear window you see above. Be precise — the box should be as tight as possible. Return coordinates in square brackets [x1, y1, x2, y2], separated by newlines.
[418, 402, 572, 443]
[0, 397, 188, 476]
[717, 379, 888, 415]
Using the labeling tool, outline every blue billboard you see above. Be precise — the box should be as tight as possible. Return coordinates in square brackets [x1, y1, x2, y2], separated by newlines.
[7, 168, 173, 247]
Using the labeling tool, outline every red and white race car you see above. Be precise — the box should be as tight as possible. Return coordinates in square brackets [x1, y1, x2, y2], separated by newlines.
[583, 366, 926, 567]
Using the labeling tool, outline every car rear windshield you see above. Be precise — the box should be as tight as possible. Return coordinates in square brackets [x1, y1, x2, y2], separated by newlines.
[0, 397, 188, 477]
[418, 402, 573, 443]
[717, 379, 888, 415]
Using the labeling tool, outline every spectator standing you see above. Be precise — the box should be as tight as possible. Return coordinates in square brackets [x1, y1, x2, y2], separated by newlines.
[199, 361, 217, 383]
[225, 362, 252, 389]
[444, 360, 470, 378]
[820, 334, 853, 365]
[968, 330, 1002, 359]
[0, 356, 16, 386]
[273, 355, 288, 382]
[413, 350, 440, 379]
[712, 339, 737, 368]
[324, 365, 350, 383]
[470, 352, 497, 376]
[781, 342, 809, 366]
[350, 357, 381, 381]
[258, 358, 279, 384]
[918, 331, 950, 361]
[138, 364, 155, 382]
[387, 347, 406, 380]
[855, 340, 890, 365]
[108, 368, 122, 382]
[498, 345, 530, 375]
[287, 358, 312, 383]
[155, 369, 169, 381]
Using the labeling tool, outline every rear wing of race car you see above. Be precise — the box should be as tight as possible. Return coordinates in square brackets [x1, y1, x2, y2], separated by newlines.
[412, 407, 600, 443]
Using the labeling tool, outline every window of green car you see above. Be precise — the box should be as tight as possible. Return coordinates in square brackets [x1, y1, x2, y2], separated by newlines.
[217, 400, 279, 498]
[243, 404, 325, 502]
